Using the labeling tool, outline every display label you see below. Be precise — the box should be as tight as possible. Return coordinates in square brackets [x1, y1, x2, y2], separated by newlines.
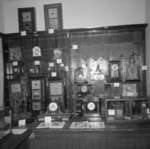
[142, 65, 148, 70]
[51, 72, 57, 77]
[34, 60, 40, 65]
[20, 31, 27, 36]
[48, 28, 54, 34]
[72, 44, 78, 50]
[12, 61, 18, 66]
[56, 59, 62, 64]
[49, 62, 54, 67]
[108, 109, 115, 116]
[114, 83, 120, 87]
[18, 119, 26, 127]
[44, 116, 52, 123]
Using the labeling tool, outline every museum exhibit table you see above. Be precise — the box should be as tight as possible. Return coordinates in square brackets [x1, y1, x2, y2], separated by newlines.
[0, 128, 32, 149]
[29, 120, 150, 149]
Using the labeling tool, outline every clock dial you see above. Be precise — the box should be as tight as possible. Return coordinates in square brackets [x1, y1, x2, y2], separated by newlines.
[48, 8, 58, 18]
[87, 102, 96, 111]
[81, 85, 88, 93]
[32, 46, 41, 57]
[49, 102, 58, 112]
[111, 64, 118, 71]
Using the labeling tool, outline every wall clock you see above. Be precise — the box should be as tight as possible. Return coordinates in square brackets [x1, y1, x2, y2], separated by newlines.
[87, 102, 96, 111]
[44, 3, 63, 30]
[18, 7, 36, 32]
[48, 102, 58, 112]
[109, 61, 120, 82]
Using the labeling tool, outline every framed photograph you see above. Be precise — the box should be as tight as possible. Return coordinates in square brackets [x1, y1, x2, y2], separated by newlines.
[122, 83, 138, 97]
[109, 61, 120, 82]
[18, 7, 36, 32]
[44, 3, 63, 30]
[126, 59, 140, 81]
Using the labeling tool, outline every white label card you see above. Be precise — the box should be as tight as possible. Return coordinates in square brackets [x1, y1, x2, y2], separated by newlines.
[72, 44, 78, 50]
[18, 119, 26, 127]
[142, 65, 148, 70]
[56, 59, 62, 64]
[20, 31, 27, 36]
[114, 83, 120, 87]
[44, 116, 51, 123]
[12, 61, 18, 66]
[108, 109, 115, 116]
[48, 29, 54, 34]
[34, 60, 40, 65]
[49, 62, 54, 67]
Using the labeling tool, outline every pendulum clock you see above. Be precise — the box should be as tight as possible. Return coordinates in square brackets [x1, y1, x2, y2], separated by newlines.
[29, 46, 45, 113]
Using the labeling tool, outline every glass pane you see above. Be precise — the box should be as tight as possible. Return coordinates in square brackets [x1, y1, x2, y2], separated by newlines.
[49, 18, 59, 29]
[48, 8, 58, 18]
[22, 12, 31, 22]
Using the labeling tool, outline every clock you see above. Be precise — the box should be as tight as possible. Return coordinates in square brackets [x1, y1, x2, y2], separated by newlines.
[111, 64, 118, 71]
[81, 85, 88, 93]
[109, 61, 120, 81]
[87, 102, 96, 111]
[48, 102, 58, 112]
[32, 46, 41, 57]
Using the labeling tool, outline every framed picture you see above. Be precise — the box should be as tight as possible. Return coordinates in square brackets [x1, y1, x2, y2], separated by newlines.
[126, 58, 140, 81]
[109, 61, 120, 82]
[44, 3, 63, 30]
[122, 83, 138, 97]
[18, 7, 36, 32]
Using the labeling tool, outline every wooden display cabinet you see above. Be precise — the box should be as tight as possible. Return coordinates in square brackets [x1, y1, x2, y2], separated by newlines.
[105, 97, 150, 121]
[70, 24, 147, 120]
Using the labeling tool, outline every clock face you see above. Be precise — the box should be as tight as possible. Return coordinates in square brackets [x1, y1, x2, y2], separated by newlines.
[32, 46, 41, 57]
[111, 64, 118, 71]
[81, 85, 88, 93]
[48, 8, 58, 18]
[87, 102, 96, 111]
[48, 102, 58, 112]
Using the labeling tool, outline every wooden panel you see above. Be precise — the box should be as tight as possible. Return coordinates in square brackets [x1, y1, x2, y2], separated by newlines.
[29, 128, 150, 149]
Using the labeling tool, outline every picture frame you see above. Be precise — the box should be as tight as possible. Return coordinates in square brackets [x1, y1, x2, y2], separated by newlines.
[18, 7, 36, 32]
[122, 83, 138, 97]
[44, 3, 63, 30]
